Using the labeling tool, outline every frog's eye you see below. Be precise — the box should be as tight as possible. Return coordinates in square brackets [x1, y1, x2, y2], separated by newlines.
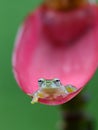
[38, 78, 45, 87]
[53, 78, 60, 82]
[55, 79, 60, 82]
[53, 78, 61, 86]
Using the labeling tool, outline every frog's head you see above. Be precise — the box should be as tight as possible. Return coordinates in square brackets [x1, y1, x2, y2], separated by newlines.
[38, 78, 62, 89]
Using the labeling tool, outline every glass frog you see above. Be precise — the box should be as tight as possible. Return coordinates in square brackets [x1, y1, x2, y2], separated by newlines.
[31, 78, 77, 104]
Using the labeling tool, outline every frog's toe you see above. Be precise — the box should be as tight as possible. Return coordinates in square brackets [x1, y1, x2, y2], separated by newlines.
[31, 97, 39, 104]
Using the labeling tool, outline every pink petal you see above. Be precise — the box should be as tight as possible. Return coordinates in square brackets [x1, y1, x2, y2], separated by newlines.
[12, 5, 98, 105]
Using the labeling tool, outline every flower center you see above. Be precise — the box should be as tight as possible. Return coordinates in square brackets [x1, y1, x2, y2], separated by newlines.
[44, 0, 88, 11]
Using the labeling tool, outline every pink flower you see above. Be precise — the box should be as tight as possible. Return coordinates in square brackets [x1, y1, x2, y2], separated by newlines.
[12, 4, 98, 105]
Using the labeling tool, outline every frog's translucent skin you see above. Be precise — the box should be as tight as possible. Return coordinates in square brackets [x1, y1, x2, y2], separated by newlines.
[31, 78, 77, 104]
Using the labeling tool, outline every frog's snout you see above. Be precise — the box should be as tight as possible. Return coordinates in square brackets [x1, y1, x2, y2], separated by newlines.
[46, 83, 52, 88]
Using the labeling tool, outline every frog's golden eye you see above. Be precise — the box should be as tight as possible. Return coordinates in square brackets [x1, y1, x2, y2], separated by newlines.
[53, 78, 61, 86]
[38, 78, 45, 87]
[38, 78, 45, 82]
[53, 78, 60, 82]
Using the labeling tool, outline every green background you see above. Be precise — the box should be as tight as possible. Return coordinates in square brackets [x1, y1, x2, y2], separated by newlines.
[0, 0, 98, 130]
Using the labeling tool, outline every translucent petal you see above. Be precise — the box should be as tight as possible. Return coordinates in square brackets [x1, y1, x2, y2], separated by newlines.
[12, 4, 98, 105]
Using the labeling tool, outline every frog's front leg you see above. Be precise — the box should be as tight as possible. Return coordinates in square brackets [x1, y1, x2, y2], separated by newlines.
[31, 90, 48, 104]
[31, 92, 39, 104]
[64, 85, 77, 94]
[51, 85, 77, 99]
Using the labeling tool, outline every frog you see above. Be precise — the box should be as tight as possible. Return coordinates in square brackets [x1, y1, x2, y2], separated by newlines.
[31, 78, 77, 104]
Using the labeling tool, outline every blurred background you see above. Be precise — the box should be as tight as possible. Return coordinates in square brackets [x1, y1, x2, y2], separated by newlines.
[0, 0, 98, 130]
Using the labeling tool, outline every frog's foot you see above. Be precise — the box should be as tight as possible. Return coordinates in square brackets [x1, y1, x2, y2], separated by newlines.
[31, 96, 38, 104]
[31, 91, 48, 104]
[65, 85, 77, 94]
